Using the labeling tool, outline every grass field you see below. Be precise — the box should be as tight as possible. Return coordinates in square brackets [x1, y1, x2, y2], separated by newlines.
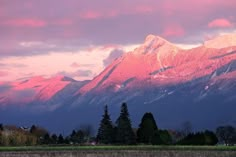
[0, 145, 236, 152]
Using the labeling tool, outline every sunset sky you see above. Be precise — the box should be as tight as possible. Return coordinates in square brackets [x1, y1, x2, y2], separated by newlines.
[0, 0, 236, 81]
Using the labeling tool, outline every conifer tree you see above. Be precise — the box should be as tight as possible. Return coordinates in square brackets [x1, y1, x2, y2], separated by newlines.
[58, 134, 64, 144]
[97, 105, 114, 144]
[137, 112, 158, 144]
[116, 102, 136, 144]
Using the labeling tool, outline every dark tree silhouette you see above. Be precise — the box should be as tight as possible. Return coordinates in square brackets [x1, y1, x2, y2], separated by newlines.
[79, 124, 94, 143]
[177, 130, 218, 145]
[0, 124, 3, 131]
[116, 102, 136, 144]
[216, 125, 236, 146]
[97, 105, 114, 144]
[29, 125, 48, 144]
[43, 133, 51, 144]
[137, 112, 158, 144]
[58, 134, 64, 144]
[204, 130, 218, 145]
[30, 125, 36, 134]
[51, 134, 58, 144]
[70, 129, 85, 144]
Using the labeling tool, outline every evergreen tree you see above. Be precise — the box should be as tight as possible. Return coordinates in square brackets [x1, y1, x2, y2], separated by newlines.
[58, 134, 64, 144]
[70, 130, 78, 144]
[97, 105, 114, 144]
[116, 102, 136, 144]
[51, 134, 58, 144]
[137, 112, 158, 144]
[70, 129, 85, 144]
[157, 130, 172, 145]
[204, 130, 218, 145]
[151, 130, 164, 145]
[42, 133, 51, 144]
[76, 130, 85, 143]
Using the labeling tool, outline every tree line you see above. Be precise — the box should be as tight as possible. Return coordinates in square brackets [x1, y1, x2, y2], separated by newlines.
[96, 102, 220, 145]
[0, 123, 96, 146]
[96, 102, 236, 145]
[0, 102, 236, 146]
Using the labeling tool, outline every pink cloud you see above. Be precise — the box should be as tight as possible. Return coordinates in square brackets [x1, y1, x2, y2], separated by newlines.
[70, 62, 80, 68]
[132, 6, 154, 14]
[0, 71, 8, 77]
[208, 18, 233, 28]
[80, 11, 102, 19]
[53, 19, 73, 26]
[70, 62, 95, 69]
[78, 5, 154, 20]
[101, 44, 121, 50]
[161, 0, 236, 19]
[116, 5, 155, 16]
[3, 18, 46, 27]
[162, 24, 185, 37]
[106, 10, 119, 17]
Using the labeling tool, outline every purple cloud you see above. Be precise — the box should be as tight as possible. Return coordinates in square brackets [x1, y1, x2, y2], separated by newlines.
[57, 69, 93, 78]
[2, 18, 47, 27]
[0, 0, 235, 57]
[70, 62, 95, 68]
[0, 63, 27, 68]
[103, 49, 124, 67]
[0, 83, 12, 93]
[0, 0, 235, 81]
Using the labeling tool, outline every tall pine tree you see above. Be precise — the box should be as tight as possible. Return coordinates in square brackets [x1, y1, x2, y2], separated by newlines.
[116, 102, 136, 144]
[97, 105, 114, 144]
[137, 112, 158, 144]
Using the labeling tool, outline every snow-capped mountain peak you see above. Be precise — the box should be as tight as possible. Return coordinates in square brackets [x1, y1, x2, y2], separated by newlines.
[134, 34, 180, 55]
[144, 34, 171, 45]
[2, 33, 236, 134]
[204, 33, 236, 49]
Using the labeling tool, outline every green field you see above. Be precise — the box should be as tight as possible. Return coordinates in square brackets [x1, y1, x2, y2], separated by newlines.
[0, 145, 236, 152]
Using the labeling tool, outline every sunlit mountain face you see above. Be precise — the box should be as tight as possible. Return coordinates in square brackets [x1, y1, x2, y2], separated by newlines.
[1, 34, 236, 134]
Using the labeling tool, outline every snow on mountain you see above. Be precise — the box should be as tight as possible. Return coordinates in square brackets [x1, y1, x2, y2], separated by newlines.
[135, 34, 180, 54]
[1, 34, 236, 133]
[78, 34, 236, 95]
[71, 33, 236, 131]
[0, 75, 86, 108]
[204, 33, 236, 49]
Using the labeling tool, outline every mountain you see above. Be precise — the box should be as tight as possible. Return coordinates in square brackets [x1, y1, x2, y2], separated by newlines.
[77, 34, 236, 94]
[0, 75, 87, 110]
[72, 33, 236, 131]
[1, 34, 236, 133]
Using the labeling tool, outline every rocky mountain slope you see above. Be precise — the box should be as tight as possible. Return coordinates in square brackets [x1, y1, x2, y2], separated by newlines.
[1, 34, 236, 133]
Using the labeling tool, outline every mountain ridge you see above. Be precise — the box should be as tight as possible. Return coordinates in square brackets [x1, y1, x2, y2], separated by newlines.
[1, 33, 236, 133]
[77, 34, 236, 95]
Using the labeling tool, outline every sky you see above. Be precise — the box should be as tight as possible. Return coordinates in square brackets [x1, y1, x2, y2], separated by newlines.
[0, 0, 236, 82]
